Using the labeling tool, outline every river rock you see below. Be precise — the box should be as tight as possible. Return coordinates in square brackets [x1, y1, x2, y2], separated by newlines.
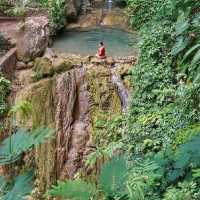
[16, 61, 27, 70]
[17, 16, 49, 62]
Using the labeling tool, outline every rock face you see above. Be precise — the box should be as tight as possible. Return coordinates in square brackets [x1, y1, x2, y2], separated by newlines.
[17, 16, 49, 62]
[66, 0, 82, 22]
[14, 53, 134, 195]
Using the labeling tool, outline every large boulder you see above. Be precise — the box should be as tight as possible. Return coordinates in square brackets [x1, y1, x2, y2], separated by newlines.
[17, 16, 49, 62]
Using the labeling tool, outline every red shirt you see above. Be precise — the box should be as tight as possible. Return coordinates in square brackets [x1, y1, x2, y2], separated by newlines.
[98, 46, 105, 57]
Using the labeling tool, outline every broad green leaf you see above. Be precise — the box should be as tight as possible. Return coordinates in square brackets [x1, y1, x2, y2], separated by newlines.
[191, 49, 200, 66]
[171, 37, 189, 56]
[182, 44, 200, 63]
[1, 171, 33, 200]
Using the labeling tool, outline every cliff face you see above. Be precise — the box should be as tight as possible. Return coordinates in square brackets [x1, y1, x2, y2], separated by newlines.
[14, 52, 135, 196]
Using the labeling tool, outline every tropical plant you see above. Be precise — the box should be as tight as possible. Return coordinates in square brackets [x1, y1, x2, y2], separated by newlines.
[47, 180, 96, 200]
[127, 159, 162, 200]
[0, 171, 33, 200]
[0, 127, 54, 165]
[99, 156, 128, 199]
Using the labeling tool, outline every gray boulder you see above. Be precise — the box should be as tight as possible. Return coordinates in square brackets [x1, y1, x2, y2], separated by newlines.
[17, 16, 49, 62]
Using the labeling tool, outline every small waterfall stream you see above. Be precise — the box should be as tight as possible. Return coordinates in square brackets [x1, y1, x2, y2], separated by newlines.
[111, 70, 129, 112]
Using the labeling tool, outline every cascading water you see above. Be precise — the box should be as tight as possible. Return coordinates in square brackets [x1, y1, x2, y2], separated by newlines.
[111, 70, 129, 112]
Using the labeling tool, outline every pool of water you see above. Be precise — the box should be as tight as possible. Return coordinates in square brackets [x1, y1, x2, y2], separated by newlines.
[52, 27, 139, 57]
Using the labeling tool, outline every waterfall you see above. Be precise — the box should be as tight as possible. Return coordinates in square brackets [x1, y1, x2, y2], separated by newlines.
[111, 71, 129, 112]
[103, 0, 113, 12]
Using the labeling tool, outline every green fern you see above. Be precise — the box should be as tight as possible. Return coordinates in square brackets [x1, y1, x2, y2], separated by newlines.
[127, 159, 162, 200]
[47, 180, 96, 200]
[85, 142, 123, 168]
[99, 156, 128, 198]
[0, 127, 54, 164]
[192, 168, 200, 179]
[0, 176, 7, 196]
[174, 11, 190, 36]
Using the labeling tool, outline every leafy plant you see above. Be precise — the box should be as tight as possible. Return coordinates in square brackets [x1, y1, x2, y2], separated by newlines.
[0, 127, 54, 164]
[48, 0, 66, 31]
[127, 159, 162, 200]
[47, 180, 96, 200]
[1, 171, 33, 200]
[99, 156, 128, 198]
[0, 74, 11, 116]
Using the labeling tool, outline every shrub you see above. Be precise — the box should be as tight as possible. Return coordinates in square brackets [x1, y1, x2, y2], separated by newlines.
[48, 0, 66, 31]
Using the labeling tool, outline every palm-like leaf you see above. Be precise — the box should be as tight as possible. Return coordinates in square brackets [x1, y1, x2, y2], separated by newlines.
[182, 44, 200, 63]
[171, 36, 189, 56]
[1, 171, 33, 200]
[191, 49, 200, 66]
[0, 127, 54, 164]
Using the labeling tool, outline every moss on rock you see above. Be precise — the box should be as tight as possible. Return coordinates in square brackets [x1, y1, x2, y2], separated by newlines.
[32, 57, 74, 81]
[15, 78, 56, 194]
[86, 65, 121, 144]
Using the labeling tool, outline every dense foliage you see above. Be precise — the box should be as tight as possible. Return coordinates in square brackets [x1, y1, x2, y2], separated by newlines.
[47, 0, 200, 199]
[48, 0, 67, 31]
[0, 74, 10, 117]
[0, 0, 66, 31]
[0, 101, 54, 199]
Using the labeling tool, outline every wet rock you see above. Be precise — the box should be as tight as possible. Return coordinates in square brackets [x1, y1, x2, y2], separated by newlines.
[13, 54, 133, 194]
[17, 16, 49, 62]
[32, 56, 74, 81]
[115, 56, 137, 64]
[16, 61, 27, 70]
[15, 78, 56, 193]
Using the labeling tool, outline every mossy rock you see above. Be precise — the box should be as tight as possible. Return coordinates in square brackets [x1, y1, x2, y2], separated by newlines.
[53, 57, 74, 74]
[33, 57, 74, 81]
[33, 57, 53, 80]
[86, 65, 121, 143]
[15, 78, 56, 192]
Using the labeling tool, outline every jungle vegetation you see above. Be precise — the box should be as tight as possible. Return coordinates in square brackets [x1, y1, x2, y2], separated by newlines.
[47, 0, 200, 199]
[0, 0, 200, 199]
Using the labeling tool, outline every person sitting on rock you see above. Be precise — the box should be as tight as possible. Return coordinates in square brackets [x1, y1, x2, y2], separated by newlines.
[96, 42, 106, 59]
